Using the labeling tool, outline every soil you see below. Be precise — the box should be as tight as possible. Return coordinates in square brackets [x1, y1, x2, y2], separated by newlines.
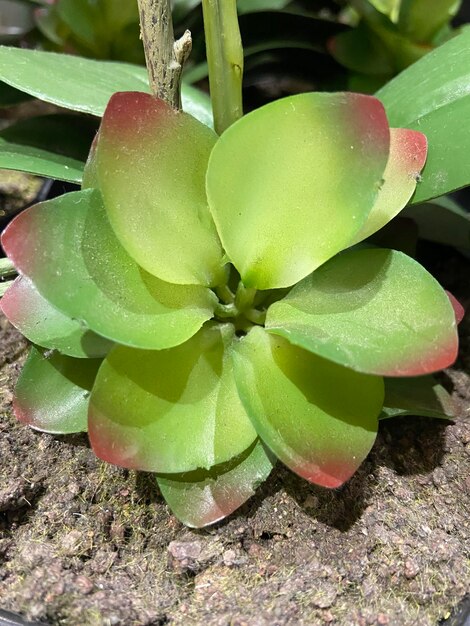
[0, 243, 468, 626]
[0, 170, 43, 226]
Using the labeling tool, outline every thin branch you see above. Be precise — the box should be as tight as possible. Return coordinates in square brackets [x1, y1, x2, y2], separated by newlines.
[137, 0, 192, 109]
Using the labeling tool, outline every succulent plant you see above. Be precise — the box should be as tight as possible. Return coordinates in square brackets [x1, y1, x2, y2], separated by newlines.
[1, 88, 459, 527]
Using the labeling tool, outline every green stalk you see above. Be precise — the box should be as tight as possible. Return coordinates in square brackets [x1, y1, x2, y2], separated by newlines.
[202, 0, 244, 134]
[235, 282, 256, 313]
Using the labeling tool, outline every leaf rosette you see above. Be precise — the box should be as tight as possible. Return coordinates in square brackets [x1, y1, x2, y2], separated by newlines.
[1, 90, 459, 527]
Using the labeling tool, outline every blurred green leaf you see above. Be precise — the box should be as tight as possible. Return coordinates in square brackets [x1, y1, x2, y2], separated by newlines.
[238, 0, 290, 12]
[398, 0, 461, 43]
[57, 0, 104, 56]
[369, 0, 401, 22]
[330, 23, 394, 75]
[54, 0, 143, 62]
[35, 4, 66, 46]
[349, 0, 429, 69]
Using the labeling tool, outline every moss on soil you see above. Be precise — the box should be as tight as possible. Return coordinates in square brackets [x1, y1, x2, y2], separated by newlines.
[0, 248, 469, 626]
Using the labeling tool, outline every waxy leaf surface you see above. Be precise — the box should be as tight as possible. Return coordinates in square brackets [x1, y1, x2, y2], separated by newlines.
[233, 327, 383, 488]
[0, 47, 213, 126]
[267, 248, 458, 376]
[377, 28, 470, 202]
[94, 92, 224, 287]
[380, 375, 456, 420]
[350, 127, 427, 245]
[14, 347, 101, 434]
[2, 190, 216, 349]
[206, 92, 390, 289]
[89, 324, 257, 473]
[0, 135, 83, 183]
[447, 291, 465, 325]
[1, 276, 112, 358]
[329, 23, 395, 76]
[157, 440, 276, 528]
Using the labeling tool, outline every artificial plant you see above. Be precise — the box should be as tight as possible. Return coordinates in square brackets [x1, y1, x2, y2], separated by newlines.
[0, 0, 466, 527]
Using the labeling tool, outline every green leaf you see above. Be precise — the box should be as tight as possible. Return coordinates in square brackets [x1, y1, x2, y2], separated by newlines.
[266, 248, 458, 376]
[34, 4, 66, 47]
[348, 0, 429, 70]
[1, 276, 112, 358]
[92, 92, 224, 287]
[369, 0, 401, 21]
[377, 28, 470, 203]
[157, 439, 276, 528]
[0, 113, 99, 183]
[237, 0, 290, 13]
[380, 375, 456, 419]
[0, 135, 84, 183]
[55, 0, 144, 63]
[329, 24, 395, 76]
[398, 0, 461, 43]
[88, 323, 257, 473]
[206, 92, 390, 289]
[14, 346, 101, 434]
[2, 190, 216, 349]
[98, 0, 140, 34]
[56, 0, 104, 56]
[0, 114, 98, 161]
[0, 47, 214, 127]
[402, 196, 470, 250]
[233, 327, 383, 488]
[349, 127, 427, 245]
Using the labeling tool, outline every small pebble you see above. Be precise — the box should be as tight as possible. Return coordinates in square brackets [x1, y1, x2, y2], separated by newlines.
[404, 558, 420, 579]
